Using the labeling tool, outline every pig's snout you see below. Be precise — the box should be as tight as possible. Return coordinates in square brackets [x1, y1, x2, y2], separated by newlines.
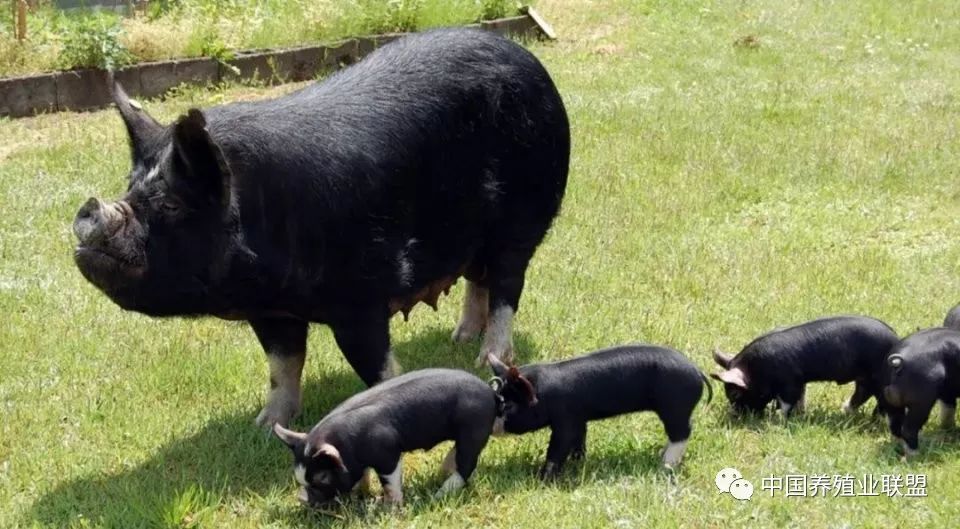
[74, 197, 125, 246]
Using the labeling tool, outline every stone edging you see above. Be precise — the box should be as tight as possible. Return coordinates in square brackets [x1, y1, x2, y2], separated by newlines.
[0, 9, 552, 118]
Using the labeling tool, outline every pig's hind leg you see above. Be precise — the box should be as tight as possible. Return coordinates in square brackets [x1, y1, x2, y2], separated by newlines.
[474, 246, 539, 366]
[452, 280, 489, 343]
[658, 410, 692, 469]
[435, 426, 490, 498]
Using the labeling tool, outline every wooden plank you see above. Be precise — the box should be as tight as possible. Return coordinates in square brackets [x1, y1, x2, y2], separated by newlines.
[16, 0, 27, 41]
[523, 7, 557, 40]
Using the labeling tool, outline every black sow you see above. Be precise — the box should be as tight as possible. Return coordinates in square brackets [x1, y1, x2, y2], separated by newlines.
[72, 28, 570, 427]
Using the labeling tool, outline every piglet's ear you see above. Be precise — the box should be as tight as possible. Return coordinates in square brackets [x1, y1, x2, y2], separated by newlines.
[172, 109, 232, 206]
[306, 442, 348, 473]
[509, 367, 539, 406]
[710, 367, 748, 389]
[713, 349, 734, 369]
[488, 353, 510, 379]
[272, 423, 307, 449]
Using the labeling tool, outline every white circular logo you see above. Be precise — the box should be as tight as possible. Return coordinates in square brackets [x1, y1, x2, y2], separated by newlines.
[715, 467, 743, 493]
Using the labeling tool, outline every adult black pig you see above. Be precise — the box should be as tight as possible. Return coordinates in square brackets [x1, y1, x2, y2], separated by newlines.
[72, 28, 570, 427]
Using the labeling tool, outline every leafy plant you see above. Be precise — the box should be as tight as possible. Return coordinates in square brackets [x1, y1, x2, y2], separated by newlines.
[356, 0, 424, 34]
[479, 0, 519, 20]
[58, 16, 133, 70]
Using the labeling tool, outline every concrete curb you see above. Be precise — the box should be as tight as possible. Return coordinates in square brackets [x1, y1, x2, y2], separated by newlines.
[0, 12, 554, 118]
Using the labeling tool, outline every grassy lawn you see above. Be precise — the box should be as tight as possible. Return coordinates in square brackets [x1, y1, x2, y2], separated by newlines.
[4, 0, 960, 527]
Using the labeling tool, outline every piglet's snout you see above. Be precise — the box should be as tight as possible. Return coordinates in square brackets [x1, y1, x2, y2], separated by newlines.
[73, 197, 126, 246]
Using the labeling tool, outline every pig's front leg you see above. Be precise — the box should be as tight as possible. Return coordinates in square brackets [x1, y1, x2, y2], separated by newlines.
[540, 422, 583, 479]
[570, 423, 588, 461]
[900, 400, 935, 457]
[250, 318, 308, 427]
[377, 459, 404, 507]
[939, 398, 956, 428]
[887, 406, 905, 442]
[330, 309, 398, 386]
[777, 384, 805, 418]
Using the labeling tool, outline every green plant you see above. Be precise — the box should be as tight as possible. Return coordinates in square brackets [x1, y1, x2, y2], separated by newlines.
[58, 16, 133, 70]
[358, 0, 424, 34]
[479, 0, 518, 20]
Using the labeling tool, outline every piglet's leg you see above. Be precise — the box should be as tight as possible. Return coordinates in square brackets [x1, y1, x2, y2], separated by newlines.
[436, 428, 489, 498]
[378, 460, 403, 507]
[843, 381, 871, 414]
[540, 423, 581, 480]
[939, 398, 956, 429]
[250, 318, 308, 428]
[659, 413, 692, 469]
[570, 423, 588, 461]
[777, 384, 805, 419]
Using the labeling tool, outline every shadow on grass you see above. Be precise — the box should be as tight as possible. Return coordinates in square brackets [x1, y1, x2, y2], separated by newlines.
[717, 399, 893, 435]
[265, 428, 679, 527]
[25, 328, 539, 528]
[716, 399, 960, 463]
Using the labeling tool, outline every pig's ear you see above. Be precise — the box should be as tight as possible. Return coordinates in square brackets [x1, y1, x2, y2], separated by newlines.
[488, 353, 510, 378]
[710, 367, 748, 389]
[509, 366, 539, 406]
[272, 423, 307, 449]
[305, 442, 348, 473]
[713, 349, 734, 369]
[172, 109, 232, 205]
[110, 78, 163, 166]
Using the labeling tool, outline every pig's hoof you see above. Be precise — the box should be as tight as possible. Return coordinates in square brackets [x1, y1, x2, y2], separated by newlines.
[255, 397, 300, 428]
[475, 345, 514, 367]
[537, 462, 560, 481]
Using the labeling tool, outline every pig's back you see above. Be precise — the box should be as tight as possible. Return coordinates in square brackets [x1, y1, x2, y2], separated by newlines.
[543, 345, 703, 419]
[321, 368, 496, 450]
[742, 316, 898, 383]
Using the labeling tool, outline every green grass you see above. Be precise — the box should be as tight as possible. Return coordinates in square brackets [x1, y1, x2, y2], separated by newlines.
[3, 0, 960, 526]
[0, 0, 521, 76]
